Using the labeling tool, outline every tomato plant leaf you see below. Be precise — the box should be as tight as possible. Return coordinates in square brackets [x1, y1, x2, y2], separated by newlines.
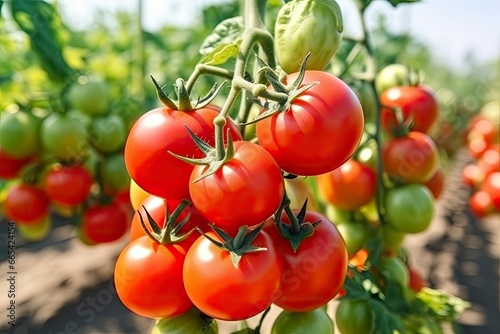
[386, 0, 420, 7]
[199, 16, 244, 56]
[369, 299, 407, 334]
[199, 42, 240, 65]
[0, 1, 4, 16]
[10, 0, 74, 82]
[416, 287, 470, 321]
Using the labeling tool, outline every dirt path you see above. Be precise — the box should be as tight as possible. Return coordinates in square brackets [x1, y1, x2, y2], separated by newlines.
[0, 150, 498, 334]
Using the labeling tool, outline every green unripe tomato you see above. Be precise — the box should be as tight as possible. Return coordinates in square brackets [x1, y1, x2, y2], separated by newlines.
[385, 184, 435, 234]
[68, 81, 109, 116]
[335, 299, 374, 334]
[336, 221, 371, 258]
[40, 113, 89, 162]
[272, 308, 334, 334]
[275, 0, 343, 73]
[379, 257, 409, 287]
[0, 111, 41, 159]
[67, 109, 92, 130]
[381, 225, 406, 251]
[100, 154, 130, 191]
[89, 114, 127, 154]
[350, 82, 377, 123]
[151, 308, 218, 334]
[375, 64, 411, 94]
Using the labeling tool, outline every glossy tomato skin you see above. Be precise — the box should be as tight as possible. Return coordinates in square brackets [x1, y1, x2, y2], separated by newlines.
[3, 184, 50, 225]
[129, 195, 210, 242]
[256, 71, 364, 176]
[129, 179, 151, 211]
[383, 132, 439, 183]
[385, 184, 435, 233]
[183, 230, 282, 321]
[189, 141, 284, 230]
[317, 159, 376, 211]
[43, 164, 93, 206]
[380, 85, 438, 134]
[0, 149, 30, 179]
[267, 211, 348, 312]
[335, 299, 374, 334]
[81, 201, 129, 244]
[125, 106, 241, 200]
[114, 235, 193, 319]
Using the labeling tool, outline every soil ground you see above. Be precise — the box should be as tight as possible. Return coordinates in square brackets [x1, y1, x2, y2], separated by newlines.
[0, 149, 498, 334]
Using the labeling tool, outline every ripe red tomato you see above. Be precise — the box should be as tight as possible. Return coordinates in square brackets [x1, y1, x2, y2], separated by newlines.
[267, 211, 348, 312]
[43, 164, 93, 206]
[461, 164, 485, 189]
[468, 191, 493, 217]
[383, 131, 439, 183]
[481, 172, 500, 210]
[467, 137, 489, 159]
[423, 167, 445, 200]
[114, 235, 193, 319]
[467, 117, 498, 145]
[189, 141, 284, 231]
[0, 148, 30, 180]
[183, 230, 283, 321]
[408, 265, 426, 292]
[380, 85, 438, 133]
[256, 70, 364, 176]
[124, 105, 241, 200]
[80, 201, 129, 244]
[316, 159, 376, 211]
[477, 145, 499, 176]
[3, 184, 50, 225]
[129, 195, 210, 242]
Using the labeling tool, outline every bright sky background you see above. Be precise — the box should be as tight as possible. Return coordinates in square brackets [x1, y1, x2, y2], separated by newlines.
[56, 0, 499, 69]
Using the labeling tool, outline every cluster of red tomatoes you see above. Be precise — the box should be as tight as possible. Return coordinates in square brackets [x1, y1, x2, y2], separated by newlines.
[0, 79, 133, 243]
[113, 70, 366, 331]
[461, 109, 500, 217]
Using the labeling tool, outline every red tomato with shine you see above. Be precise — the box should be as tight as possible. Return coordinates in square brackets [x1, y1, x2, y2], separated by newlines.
[3, 184, 50, 225]
[380, 85, 438, 133]
[256, 70, 364, 176]
[124, 106, 241, 200]
[316, 159, 376, 211]
[189, 141, 284, 231]
[114, 235, 193, 319]
[266, 211, 348, 312]
[469, 191, 494, 217]
[81, 201, 129, 244]
[183, 230, 283, 321]
[43, 164, 93, 206]
[481, 172, 500, 210]
[477, 145, 500, 176]
[383, 131, 439, 183]
[129, 195, 210, 242]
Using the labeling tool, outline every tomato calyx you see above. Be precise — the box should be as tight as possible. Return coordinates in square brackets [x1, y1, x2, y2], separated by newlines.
[169, 126, 235, 181]
[151, 75, 224, 111]
[138, 199, 195, 244]
[274, 196, 320, 252]
[241, 53, 318, 126]
[385, 104, 414, 138]
[197, 223, 267, 268]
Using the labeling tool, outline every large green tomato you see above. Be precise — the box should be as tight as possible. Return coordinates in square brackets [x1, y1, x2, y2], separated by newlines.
[0, 111, 41, 159]
[275, 0, 343, 73]
[375, 64, 411, 94]
[335, 299, 374, 334]
[67, 109, 92, 129]
[151, 308, 218, 334]
[89, 114, 127, 154]
[379, 257, 409, 287]
[100, 154, 130, 191]
[40, 113, 89, 162]
[336, 221, 371, 258]
[272, 308, 334, 334]
[385, 184, 435, 234]
[68, 81, 109, 116]
[381, 225, 405, 251]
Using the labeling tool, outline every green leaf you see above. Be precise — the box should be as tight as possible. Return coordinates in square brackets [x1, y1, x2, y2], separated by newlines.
[199, 42, 240, 65]
[416, 287, 470, 322]
[369, 299, 407, 334]
[386, 0, 420, 7]
[0, 1, 4, 17]
[199, 16, 244, 56]
[10, 0, 74, 82]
